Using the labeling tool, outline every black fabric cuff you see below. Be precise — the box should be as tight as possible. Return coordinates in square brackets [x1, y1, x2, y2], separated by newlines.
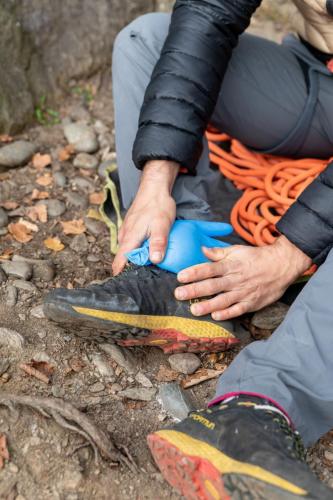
[132, 124, 202, 173]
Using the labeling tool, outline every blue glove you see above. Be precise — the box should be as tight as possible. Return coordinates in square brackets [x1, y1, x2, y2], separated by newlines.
[126, 219, 233, 274]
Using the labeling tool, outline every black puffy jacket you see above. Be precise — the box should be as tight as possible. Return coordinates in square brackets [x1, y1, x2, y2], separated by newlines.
[132, 0, 333, 264]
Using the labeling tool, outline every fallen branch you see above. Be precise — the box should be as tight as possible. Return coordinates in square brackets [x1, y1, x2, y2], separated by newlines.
[0, 394, 136, 471]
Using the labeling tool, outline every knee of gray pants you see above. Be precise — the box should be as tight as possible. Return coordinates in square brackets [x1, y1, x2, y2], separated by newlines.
[112, 12, 170, 60]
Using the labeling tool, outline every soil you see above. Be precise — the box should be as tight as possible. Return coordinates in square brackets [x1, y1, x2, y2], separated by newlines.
[1, 3, 333, 499]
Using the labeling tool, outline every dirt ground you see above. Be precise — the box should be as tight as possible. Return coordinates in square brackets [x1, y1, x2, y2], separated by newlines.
[1, 2, 333, 499]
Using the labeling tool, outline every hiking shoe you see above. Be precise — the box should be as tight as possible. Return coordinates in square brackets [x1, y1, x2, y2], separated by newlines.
[148, 396, 332, 499]
[43, 264, 237, 353]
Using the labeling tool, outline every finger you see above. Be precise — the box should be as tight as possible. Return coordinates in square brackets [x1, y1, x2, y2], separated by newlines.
[149, 218, 171, 264]
[175, 276, 236, 300]
[190, 220, 233, 237]
[202, 245, 233, 262]
[190, 291, 241, 316]
[112, 235, 144, 275]
[212, 302, 248, 321]
[177, 261, 223, 283]
[112, 252, 127, 276]
[202, 236, 231, 249]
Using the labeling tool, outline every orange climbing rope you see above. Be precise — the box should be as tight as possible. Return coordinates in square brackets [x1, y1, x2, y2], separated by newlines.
[206, 131, 330, 247]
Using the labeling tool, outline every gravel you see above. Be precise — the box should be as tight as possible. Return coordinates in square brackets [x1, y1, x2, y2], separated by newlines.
[73, 153, 98, 170]
[1, 261, 32, 280]
[168, 353, 201, 375]
[0, 140, 36, 168]
[63, 122, 98, 153]
[0, 207, 9, 227]
[37, 199, 66, 218]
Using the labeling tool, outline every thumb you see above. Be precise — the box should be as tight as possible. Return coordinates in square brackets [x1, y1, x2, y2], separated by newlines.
[202, 245, 233, 262]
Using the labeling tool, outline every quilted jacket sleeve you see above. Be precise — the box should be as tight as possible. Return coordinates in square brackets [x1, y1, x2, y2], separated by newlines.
[132, 0, 262, 173]
[277, 161, 333, 265]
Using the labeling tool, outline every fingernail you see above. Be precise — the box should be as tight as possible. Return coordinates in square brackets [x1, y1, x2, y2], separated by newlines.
[191, 304, 202, 316]
[175, 288, 186, 300]
[212, 312, 221, 321]
[151, 251, 162, 263]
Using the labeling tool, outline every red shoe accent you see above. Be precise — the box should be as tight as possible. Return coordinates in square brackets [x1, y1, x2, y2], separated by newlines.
[118, 328, 239, 354]
[147, 433, 230, 500]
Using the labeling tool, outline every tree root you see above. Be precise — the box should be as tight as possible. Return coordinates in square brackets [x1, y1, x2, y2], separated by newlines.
[0, 394, 137, 471]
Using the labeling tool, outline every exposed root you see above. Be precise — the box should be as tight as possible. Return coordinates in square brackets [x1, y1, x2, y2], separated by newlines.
[0, 393, 137, 470]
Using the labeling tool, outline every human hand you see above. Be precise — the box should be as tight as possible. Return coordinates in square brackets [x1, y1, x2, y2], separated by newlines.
[112, 160, 178, 275]
[175, 236, 312, 320]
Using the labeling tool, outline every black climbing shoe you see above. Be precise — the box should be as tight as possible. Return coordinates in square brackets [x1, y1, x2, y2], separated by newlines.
[148, 395, 332, 499]
[44, 265, 237, 353]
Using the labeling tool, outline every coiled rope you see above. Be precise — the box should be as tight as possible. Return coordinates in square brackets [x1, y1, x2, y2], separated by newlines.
[207, 131, 330, 247]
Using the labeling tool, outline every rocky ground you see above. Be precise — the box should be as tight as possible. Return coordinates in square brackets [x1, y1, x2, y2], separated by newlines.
[1, 2, 333, 499]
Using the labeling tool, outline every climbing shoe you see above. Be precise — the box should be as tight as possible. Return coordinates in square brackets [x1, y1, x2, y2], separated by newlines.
[44, 264, 237, 353]
[148, 395, 332, 499]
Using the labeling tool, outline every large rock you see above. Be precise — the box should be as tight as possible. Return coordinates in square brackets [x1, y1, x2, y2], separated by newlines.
[0, 0, 157, 133]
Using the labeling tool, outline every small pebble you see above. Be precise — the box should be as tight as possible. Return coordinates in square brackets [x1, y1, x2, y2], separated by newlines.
[4, 285, 18, 306]
[63, 122, 98, 153]
[0, 267, 7, 284]
[120, 387, 156, 402]
[12, 280, 37, 292]
[53, 171, 67, 187]
[91, 354, 114, 379]
[99, 343, 136, 374]
[0, 140, 36, 168]
[168, 353, 201, 375]
[109, 383, 122, 394]
[89, 382, 105, 393]
[52, 385, 65, 398]
[32, 262, 55, 281]
[84, 217, 105, 237]
[135, 372, 153, 388]
[1, 261, 32, 280]
[37, 330, 47, 339]
[0, 207, 9, 228]
[87, 254, 100, 263]
[324, 451, 333, 461]
[70, 233, 89, 253]
[158, 382, 196, 421]
[0, 227, 8, 236]
[72, 176, 95, 193]
[98, 160, 116, 180]
[0, 327, 25, 349]
[37, 199, 66, 218]
[30, 304, 45, 319]
[73, 153, 98, 170]
[65, 191, 88, 210]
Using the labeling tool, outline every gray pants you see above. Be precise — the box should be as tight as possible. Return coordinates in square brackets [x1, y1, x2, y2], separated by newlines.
[112, 13, 333, 445]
